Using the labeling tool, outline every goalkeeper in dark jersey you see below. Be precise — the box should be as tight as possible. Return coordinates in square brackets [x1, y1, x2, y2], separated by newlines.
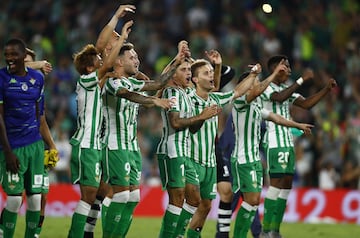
[0, 38, 47, 238]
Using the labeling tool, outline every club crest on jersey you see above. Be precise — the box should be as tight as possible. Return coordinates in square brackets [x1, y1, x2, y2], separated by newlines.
[29, 78, 36, 85]
[21, 83, 28, 91]
[8, 184, 16, 190]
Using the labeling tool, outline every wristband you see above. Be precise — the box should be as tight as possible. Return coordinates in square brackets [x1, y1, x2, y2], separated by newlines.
[296, 77, 304, 86]
[250, 65, 258, 73]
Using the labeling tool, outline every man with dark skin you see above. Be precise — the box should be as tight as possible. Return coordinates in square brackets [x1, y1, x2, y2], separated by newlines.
[260, 55, 337, 238]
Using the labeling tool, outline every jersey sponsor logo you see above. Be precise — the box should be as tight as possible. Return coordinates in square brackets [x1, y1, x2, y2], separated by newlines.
[169, 96, 177, 108]
[29, 78, 36, 85]
[9, 78, 17, 83]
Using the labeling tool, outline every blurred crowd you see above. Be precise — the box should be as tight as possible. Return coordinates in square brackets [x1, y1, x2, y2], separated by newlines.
[1, 0, 359, 189]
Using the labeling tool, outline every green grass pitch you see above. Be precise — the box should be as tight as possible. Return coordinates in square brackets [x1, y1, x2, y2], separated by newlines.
[13, 216, 360, 238]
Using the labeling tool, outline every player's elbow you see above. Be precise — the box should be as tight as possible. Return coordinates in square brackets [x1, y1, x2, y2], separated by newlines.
[169, 120, 182, 130]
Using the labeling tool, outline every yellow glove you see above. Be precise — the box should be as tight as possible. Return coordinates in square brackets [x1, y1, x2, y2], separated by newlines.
[44, 149, 59, 169]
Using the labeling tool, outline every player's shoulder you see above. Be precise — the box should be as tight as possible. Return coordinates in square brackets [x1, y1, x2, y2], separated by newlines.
[164, 86, 181, 94]
[0, 67, 9, 76]
[27, 67, 44, 79]
[127, 76, 141, 83]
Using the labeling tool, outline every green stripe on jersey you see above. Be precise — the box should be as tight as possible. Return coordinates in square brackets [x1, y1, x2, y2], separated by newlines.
[71, 71, 102, 149]
[157, 87, 193, 158]
[232, 96, 262, 164]
[189, 91, 234, 167]
[260, 83, 301, 149]
[102, 77, 144, 151]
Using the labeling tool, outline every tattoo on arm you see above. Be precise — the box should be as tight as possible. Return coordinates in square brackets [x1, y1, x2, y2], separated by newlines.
[259, 79, 271, 92]
[158, 61, 179, 85]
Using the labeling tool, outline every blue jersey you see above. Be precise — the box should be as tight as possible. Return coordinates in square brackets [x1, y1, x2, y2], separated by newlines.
[0, 67, 45, 149]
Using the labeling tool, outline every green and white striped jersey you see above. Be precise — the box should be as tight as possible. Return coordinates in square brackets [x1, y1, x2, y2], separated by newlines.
[70, 71, 103, 149]
[260, 82, 301, 148]
[102, 76, 145, 151]
[232, 96, 270, 164]
[157, 87, 194, 158]
[189, 90, 234, 167]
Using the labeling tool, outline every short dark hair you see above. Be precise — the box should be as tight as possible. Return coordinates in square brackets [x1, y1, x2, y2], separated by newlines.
[5, 38, 26, 54]
[119, 43, 134, 56]
[267, 55, 288, 72]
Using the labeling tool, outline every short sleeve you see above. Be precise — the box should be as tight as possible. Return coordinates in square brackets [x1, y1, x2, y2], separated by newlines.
[211, 91, 235, 107]
[260, 85, 274, 102]
[79, 71, 98, 89]
[128, 77, 145, 92]
[289, 92, 301, 103]
[233, 94, 248, 112]
[163, 87, 180, 112]
[106, 78, 126, 96]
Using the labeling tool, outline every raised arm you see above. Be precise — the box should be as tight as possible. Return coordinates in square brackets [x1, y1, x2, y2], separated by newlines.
[140, 41, 188, 91]
[232, 64, 261, 98]
[140, 54, 183, 91]
[25, 60, 52, 75]
[205, 50, 222, 92]
[161, 40, 191, 74]
[246, 60, 287, 102]
[271, 68, 314, 102]
[95, 4, 135, 53]
[266, 111, 314, 135]
[98, 20, 133, 78]
[293, 78, 337, 109]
